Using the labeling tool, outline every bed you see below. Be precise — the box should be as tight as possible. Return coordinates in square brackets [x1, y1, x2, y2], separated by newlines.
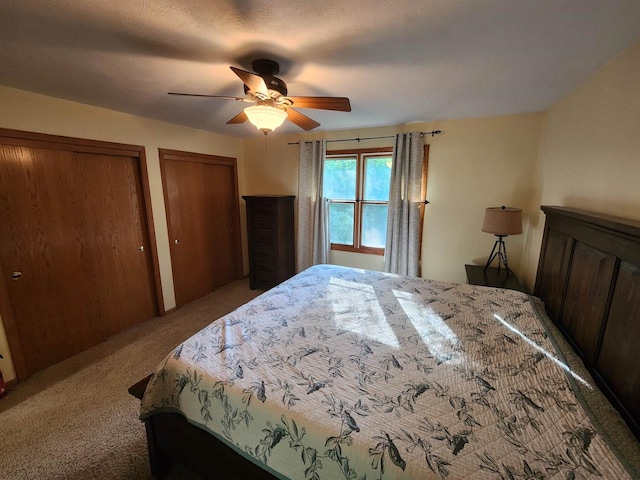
[135, 206, 640, 479]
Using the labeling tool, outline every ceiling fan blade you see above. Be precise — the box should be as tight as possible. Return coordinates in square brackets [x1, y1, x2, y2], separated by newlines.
[168, 92, 245, 101]
[286, 96, 351, 112]
[230, 67, 269, 97]
[226, 111, 248, 124]
[286, 108, 321, 131]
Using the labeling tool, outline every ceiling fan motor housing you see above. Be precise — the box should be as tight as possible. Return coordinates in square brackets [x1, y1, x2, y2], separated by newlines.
[242, 76, 287, 97]
[243, 75, 287, 97]
[243, 59, 288, 97]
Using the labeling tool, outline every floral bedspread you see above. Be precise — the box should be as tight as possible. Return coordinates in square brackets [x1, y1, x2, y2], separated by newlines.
[140, 265, 632, 479]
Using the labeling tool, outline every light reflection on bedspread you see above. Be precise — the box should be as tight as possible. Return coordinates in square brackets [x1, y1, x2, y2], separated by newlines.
[141, 264, 632, 479]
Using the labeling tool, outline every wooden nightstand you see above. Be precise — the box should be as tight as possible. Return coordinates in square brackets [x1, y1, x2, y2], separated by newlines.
[465, 264, 528, 293]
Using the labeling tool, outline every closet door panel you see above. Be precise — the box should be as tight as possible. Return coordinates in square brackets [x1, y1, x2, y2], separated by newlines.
[164, 159, 210, 307]
[162, 151, 241, 308]
[1, 145, 94, 372]
[0, 144, 156, 375]
[72, 152, 156, 338]
[206, 162, 239, 289]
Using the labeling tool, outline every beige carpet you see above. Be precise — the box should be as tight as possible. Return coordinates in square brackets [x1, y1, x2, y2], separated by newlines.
[0, 278, 261, 480]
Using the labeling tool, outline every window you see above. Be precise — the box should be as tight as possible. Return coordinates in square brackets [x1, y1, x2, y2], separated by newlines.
[324, 148, 393, 255]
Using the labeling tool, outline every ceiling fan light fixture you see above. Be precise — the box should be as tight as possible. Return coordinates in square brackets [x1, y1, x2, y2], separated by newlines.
[244, 105, 287, 135]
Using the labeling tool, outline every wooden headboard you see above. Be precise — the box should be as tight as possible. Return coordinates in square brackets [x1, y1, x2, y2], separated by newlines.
[534, 206, 640, 439]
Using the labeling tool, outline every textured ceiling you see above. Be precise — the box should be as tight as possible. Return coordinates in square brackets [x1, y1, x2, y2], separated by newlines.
[1, 1, 640, 137]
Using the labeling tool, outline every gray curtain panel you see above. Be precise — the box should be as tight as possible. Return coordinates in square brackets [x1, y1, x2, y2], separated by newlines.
[384, 131, 424, 276]
[296, 140, 328, 272]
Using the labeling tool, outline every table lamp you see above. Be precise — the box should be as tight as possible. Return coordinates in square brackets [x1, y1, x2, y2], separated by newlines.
[482, 206, 522, 276]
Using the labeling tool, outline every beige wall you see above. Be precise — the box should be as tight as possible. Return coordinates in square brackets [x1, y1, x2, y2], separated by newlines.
[0, 85, 245, 382]
[242, 127, 393, 272]
[243, 115, 543, 284]
[521, 38, 640, 289]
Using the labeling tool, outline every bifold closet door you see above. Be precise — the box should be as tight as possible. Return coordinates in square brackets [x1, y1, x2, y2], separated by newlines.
[161, 150, 242, 308]
[0, 143, 157, 376]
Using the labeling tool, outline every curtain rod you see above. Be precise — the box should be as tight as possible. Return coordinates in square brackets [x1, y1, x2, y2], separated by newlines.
[286, 130, 442, 145]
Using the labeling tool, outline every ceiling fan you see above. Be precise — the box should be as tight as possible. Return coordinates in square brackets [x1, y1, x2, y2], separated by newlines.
[169, 59, 351, 135]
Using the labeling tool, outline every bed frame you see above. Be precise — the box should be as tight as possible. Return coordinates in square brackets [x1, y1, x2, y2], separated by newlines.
[534, 206, 640, 439]
[128, 375, 276, 479]
[131, 205, 640, 478]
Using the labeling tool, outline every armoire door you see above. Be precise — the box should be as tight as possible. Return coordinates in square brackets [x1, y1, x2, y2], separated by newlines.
[0, 133, 159, 377]
[160, 149, 242, 308]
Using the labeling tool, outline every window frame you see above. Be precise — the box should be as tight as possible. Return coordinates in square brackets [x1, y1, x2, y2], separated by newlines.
[325, 147, 393, 256]
[325, 144, 429, 257]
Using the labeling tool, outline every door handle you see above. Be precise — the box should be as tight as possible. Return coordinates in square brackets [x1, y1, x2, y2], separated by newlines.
[139, 245, 145, 252]
[11, 271, 22, 280]
[174, 239, 180, 245]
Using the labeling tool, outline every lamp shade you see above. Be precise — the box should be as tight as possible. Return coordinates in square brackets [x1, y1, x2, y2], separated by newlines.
[482, 206, 522, 235]
[244, 105, 287, 134]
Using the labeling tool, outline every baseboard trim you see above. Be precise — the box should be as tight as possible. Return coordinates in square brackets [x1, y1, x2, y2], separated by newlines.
[5, 377, 18, 389]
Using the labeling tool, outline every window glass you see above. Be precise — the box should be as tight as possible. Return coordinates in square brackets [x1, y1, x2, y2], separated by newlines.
[363, 156, 392, 201]
[328, 202, 354, 245]
[324, 158, 356, 200]
[361, 204, 388, 248]
[323, 150, 398, 254]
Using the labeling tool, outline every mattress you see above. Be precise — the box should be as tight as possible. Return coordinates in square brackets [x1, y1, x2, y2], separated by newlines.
[140, 264, 634, 479]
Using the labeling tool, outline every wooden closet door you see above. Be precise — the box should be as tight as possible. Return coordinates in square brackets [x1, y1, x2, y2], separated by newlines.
[0, 144, 157, 375]
[161, 150, 242, 308]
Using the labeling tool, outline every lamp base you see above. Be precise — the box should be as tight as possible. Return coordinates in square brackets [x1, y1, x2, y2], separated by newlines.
[484, 235, 511, 277]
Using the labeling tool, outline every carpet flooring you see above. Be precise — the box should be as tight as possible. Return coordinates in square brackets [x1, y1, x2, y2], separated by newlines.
[0, 278, 261, 480]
